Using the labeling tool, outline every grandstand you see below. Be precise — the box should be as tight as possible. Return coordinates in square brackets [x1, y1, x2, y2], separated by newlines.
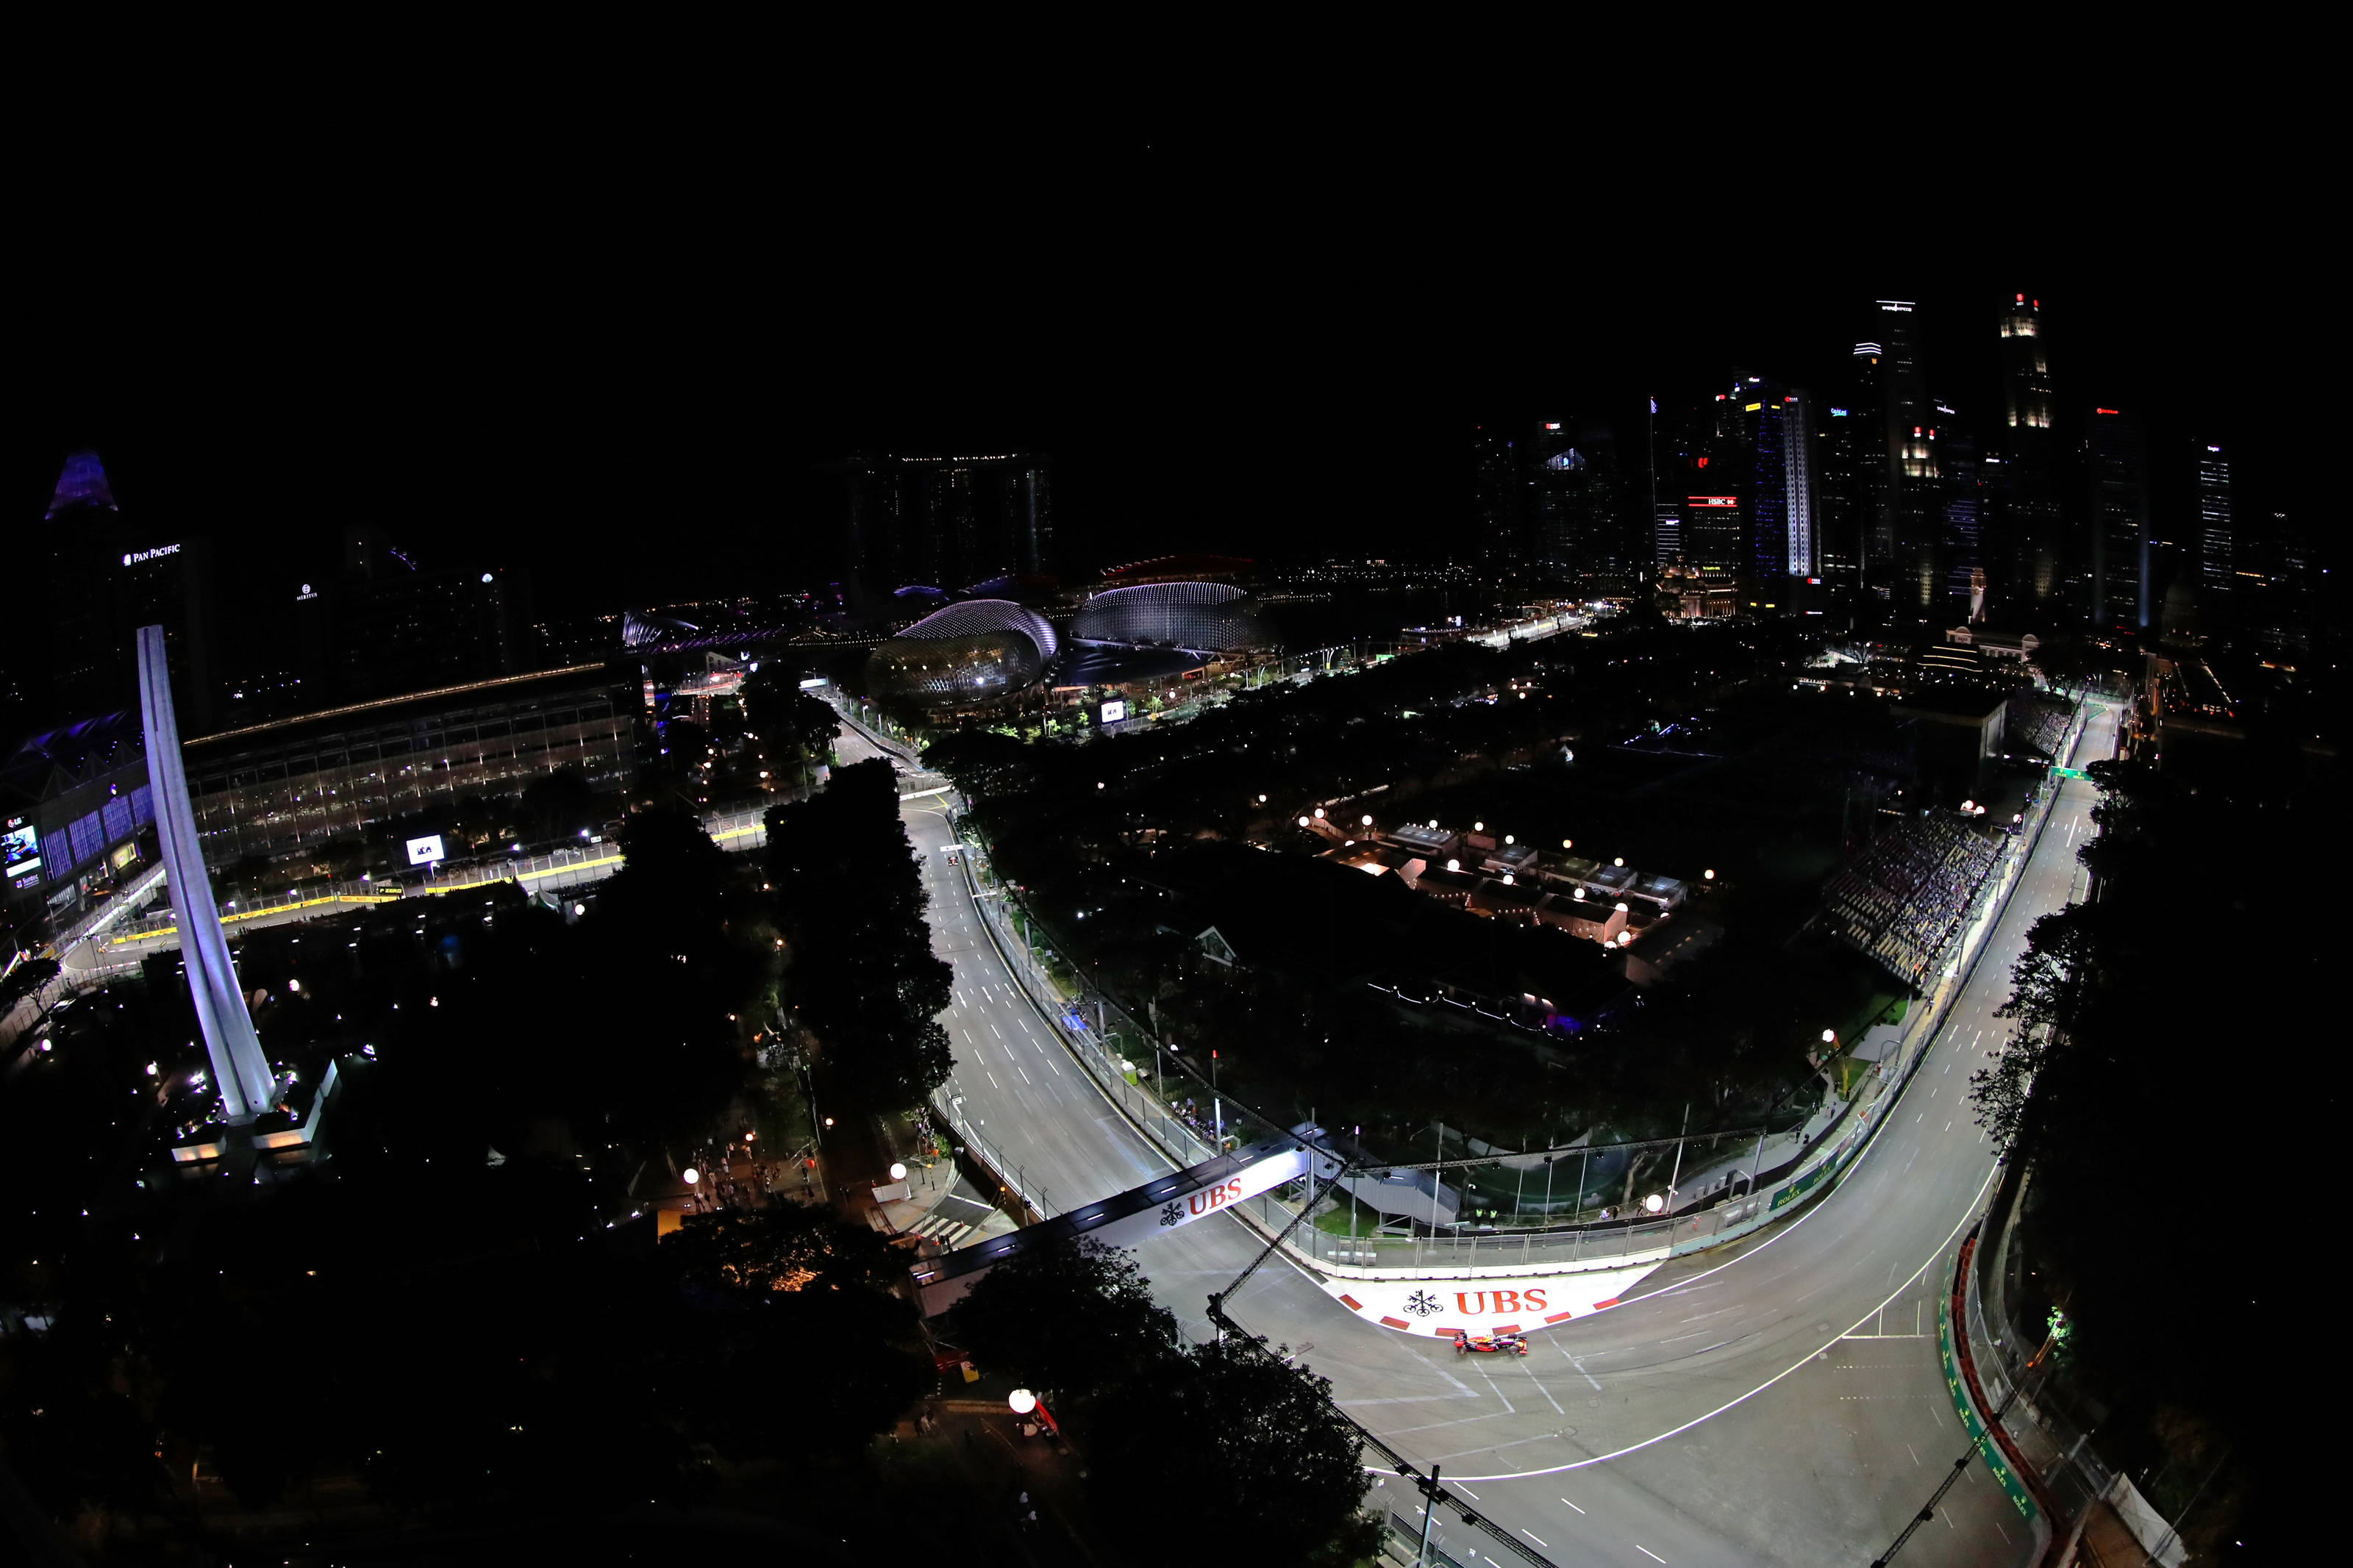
[2005, 691, 2075, 761]
[1820, 811, 2003, 984]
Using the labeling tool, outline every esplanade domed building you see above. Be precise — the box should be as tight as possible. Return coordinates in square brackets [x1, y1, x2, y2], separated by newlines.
[867, 599, 1060, 707]
[1069, 580, 1270, 652]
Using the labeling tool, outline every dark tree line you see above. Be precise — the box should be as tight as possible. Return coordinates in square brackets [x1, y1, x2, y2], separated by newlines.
[953, 1237, 1379, 1567]
[766, 757, 952, 1113]
[1973, 753, 2332, 1555]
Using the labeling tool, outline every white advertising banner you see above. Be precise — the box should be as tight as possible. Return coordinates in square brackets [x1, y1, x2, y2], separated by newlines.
[1319, 1263, 1661, 1338]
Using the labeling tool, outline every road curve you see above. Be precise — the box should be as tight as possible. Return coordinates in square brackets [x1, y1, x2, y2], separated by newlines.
[915, 704, 2115, 1566]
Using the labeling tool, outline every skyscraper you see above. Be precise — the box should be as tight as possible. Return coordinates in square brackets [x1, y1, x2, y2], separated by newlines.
[1996, 295, 2066, 617]
[1815, 402, 1863, 585]
[2087, 409, 2151, 631]
[1472, 429, 1521, 566]
[27, 452, 219, 732]
[1730, 382, 1818, 582]
[2197, 445, 2233, 615]
[1525, 421, 1628, 583]
[1857, 301, 1942, 615]
[1937, 412, 1987, 622]
[844, 452, 1054, 606]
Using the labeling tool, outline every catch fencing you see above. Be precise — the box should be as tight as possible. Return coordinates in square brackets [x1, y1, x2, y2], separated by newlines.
[937, 696, 2093, 1280]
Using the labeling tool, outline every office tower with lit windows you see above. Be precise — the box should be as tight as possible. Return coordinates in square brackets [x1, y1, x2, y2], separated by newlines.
[843, 452, 1054, 606]
[1814, 402, 1862, 584]
[1857, 301, 1941, 615]
[1727, 382, 1818, 583]
[1525, 421, 1629, 584]
[1472, 429, 1522, 566]
[1996, 295, 2066, 615]
[26, 451, 219, 733]
[1845, 342, 1891, 593]
[2087, 409, 2151, 631]
[1937, 414, 1987, 621]
[2197, 445, 2233, 615]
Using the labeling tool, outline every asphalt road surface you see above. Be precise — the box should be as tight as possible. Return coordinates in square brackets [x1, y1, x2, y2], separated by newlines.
[915, 701, 2120, 1567]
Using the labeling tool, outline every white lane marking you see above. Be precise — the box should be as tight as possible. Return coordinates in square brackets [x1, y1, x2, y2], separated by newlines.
[1521, 1528, 1548, 1548]
[1518, 1356, 1565, 1414]
[1943, 1121, 1952, 1133]
[1906, 1442, 1921, 1467]
[1456, 1485, 1480, 1500]
[1637, 1547, 1667, 1564]
[1560, 1497, 1585, 1514]
[990, 1023, 1001, 1039]
[1472, 1364, 1516, 1414]
[1385, 1156, 2005, 1483]
[1557, 1346, 1603, 1391]
[987, 1070, 999, 1088]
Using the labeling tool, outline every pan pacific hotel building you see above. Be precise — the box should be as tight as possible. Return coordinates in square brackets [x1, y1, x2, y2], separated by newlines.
[3, 454, 638, 945]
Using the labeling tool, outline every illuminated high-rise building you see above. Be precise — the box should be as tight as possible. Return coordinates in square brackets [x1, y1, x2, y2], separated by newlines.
[1472, 429, 1522, 565]
[1815, 401, 1863, 584]
[28, 451, 218, 732]
[2197, 445, 2233, 610]
[1862, 301, 1940, 615]
[1996, 294, 2066, 615]
[1525, 420, 1629, 583]
[844, 452, 1054, 606]
[1724, 380, 1818, 582]
[2087, 408, 2151, 631]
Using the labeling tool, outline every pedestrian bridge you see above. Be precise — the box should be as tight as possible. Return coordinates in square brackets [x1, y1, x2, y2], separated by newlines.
[912, 1123, 1332, 1316]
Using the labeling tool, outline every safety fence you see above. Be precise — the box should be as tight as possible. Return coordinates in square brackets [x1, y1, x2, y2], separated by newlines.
[1968, 1170, 2190, 1563]
[940, 697, 2096, 1280]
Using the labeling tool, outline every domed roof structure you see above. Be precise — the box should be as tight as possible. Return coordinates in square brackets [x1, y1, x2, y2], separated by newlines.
[868, 598, 1059, 706]
[1071, 581, 1268, 652]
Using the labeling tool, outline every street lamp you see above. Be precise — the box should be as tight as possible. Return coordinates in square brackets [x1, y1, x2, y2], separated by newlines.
[888, 1162, 908, 1181]
[682, 1167, 700, 1184]
[1643, 1192, 1665, 1214]
[1361, 813, 1374, 826]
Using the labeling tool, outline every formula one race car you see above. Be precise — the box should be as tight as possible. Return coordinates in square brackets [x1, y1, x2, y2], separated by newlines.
[1453, 1330, 1528, 1356]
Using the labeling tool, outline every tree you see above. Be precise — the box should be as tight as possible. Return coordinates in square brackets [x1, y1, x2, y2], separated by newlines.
[767, 759, 953, 1111]
[518, 765, 603, 844]
[954, 1238, 1181, 1401]
[1089, 1339, 1377, 1568]
[1, 956, 60, 1013]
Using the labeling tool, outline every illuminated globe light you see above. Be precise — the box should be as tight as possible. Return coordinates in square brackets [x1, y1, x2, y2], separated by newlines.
[1299, 816, 1312, 828]
[1573, 887, 1586, 901]
[1008, 1389, 1038, 1414]
[1474, 821, 1485, 831]
[1960, 799, 1977, 814]
[1361, 814, 1374, 826]
[1618, 931, 1633, 945]
[1562, 838, 1572, 849]
[1446, 858, 1461, 872]
[1615, 902, 1628, 912]
[1642, 1192, 1665, 1214]
[1614, 857, 1625, 867]
[287, 979, 300, 992]
[1704, 868, 1715, 880]
[1502, 873, 1514, 885]
[1822, 1029, 1838, 1046]
[682, 1167, 700, 1184]
[1257, 794, 1267, 803]
[1313, 808, 1325, 819]
[888, 1162, 908, 1181]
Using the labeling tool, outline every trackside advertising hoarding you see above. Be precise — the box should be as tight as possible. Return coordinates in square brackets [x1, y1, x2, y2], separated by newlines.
[1318, 1264, 1662, 1338]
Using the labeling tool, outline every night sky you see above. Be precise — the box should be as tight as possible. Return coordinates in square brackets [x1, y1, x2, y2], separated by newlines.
[13, 120, 2311, 619]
